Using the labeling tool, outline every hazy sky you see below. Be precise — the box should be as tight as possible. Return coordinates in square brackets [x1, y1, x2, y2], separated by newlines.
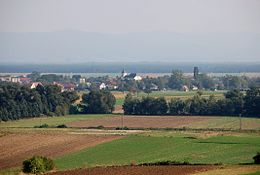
[1, 0, 260, 33]
[0, 0, 260, 63]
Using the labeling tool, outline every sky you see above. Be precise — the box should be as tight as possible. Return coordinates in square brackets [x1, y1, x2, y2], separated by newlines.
[0, 0, 259, 63]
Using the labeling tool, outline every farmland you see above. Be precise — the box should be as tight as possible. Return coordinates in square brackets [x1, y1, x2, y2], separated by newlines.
[0, 114, 114, 128]
[0, 129, 123, 169]
[67, 115, 260, 130]
[0, 114, 260, 175]
[47, 165, 216, 175]
[54, 134, 260, 170]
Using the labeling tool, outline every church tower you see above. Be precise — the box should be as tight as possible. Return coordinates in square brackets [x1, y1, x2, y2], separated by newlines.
[121, 69, 127, 77]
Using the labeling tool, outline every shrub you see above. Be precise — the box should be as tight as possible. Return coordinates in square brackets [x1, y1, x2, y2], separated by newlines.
[23, 156, 55, 174]
[253, 152, 260, 164]
[115, 126, 129, 130]
[34, 123, 49, 128]
[56, 124, 67, 128]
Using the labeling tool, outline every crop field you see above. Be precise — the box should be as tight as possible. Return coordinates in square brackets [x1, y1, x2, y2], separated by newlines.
[0, 114, 260, 175]
[0, 114, 115, 128]
[54, 133, 260, 170]
[2, 114, 260, 130]
[0, 129, 123, 169]
[46, 165, 260, 175]
[67, 115, 260, 130]
[47, 165, 216, 175]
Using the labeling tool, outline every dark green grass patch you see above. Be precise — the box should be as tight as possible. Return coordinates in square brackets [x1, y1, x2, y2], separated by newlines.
[55, 134, 260, 170]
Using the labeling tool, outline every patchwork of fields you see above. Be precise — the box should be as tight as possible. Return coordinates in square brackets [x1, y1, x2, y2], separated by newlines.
[0, 129, 123, 169]
[0, 90, 259, 175]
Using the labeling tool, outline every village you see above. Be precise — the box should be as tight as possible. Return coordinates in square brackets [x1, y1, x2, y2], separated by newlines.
[0, 66, 257, 93]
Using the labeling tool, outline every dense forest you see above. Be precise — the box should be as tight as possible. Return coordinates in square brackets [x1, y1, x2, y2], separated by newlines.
[123, 88, 260, 117]
[0, 82, 79, 121]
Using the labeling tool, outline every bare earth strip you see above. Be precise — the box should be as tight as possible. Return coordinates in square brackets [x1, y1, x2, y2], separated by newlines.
[67, 116, 210, 129]
[47, 165, 216, 175]
[0, 131, 122, 169]
[194, 165, 260, 175]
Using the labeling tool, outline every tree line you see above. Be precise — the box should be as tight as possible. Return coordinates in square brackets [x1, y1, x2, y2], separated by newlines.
[123, 87, 260, 117]
[0, 82, 79, 121]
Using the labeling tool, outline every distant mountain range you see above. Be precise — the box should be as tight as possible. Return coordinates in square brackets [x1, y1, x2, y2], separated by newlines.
[0, 31, 259, 63]
[1, 62, 260, 73]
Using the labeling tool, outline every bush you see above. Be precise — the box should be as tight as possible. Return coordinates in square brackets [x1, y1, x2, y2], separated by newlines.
[23, 156, 55, 173]
[56, 124, 67, 128]
[115, 126, 129, 130]
[34, 123, 49, 128]
[253, 152, 260, 164]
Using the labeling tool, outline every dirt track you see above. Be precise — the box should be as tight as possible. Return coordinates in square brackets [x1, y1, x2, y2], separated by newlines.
[0, 131, 122, 169]
[47, 165, 215, 175]
[68, 116, 209, 128]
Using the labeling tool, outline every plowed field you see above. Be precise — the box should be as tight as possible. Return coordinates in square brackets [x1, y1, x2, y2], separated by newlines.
[0, 131, 122, 169]
[47, 165, 215, 175]
[67, 116, 209, 128]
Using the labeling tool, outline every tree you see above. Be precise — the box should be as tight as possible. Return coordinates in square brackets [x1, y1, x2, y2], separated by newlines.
[123, 93, 135, 115]
[253, 152, 260, 164]
[27, 71, 41, 81]
[195, 74, 215, 90]
[224, 89, 244, 115]
[81, 90, 116, 114]
[169, 98, 188, 115]
[244, 87, 260, 116]
[168, 70, 186, 90]
[0, 82, 78, 121]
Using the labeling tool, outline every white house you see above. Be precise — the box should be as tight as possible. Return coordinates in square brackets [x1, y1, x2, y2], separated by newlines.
[79, 78, 86, 84]
[11, 77, 21, 83]
[192, 85, 198, 91]
[133, 75, 142, 81]
[30, 82, 43, 89]
[99, 83, 107, 90]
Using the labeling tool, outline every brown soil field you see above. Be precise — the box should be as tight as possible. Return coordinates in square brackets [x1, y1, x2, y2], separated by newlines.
[47, 165, 216, 175]
[0, 131, 122, 169]
[67, 116, 209, 128]
[112, 92, 126, 99]
[114, 105, 123, 113]
[194, 165, 260, 175]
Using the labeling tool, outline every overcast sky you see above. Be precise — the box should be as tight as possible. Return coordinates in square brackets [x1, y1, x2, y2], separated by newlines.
[0, 0, 259, 63]
[1, 0, 260, 33]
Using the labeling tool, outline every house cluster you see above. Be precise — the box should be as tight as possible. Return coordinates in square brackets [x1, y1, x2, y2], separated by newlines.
[0, 75, 31, 84]
[121, 69, 142, 81]
[0, 69, 144, 91]
[88, 70, 143, 90]
[0, 74, 76, 92]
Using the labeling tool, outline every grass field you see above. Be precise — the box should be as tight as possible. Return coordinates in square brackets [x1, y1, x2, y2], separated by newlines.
[1, 114, 260, 130]
[0, 114, 116, 128]
[55, 133, 260, 170]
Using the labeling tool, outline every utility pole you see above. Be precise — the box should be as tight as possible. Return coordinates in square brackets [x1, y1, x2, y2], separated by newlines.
[121, 115, 124, 129]
[239, 114, 242, 131]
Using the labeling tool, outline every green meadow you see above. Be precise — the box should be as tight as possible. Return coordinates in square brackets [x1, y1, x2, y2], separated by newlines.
[55, 133, 260, 170]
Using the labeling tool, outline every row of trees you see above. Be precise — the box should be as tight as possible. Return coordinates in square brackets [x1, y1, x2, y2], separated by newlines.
[123, 88, 260, 117]
[0, 82, 79, 121]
